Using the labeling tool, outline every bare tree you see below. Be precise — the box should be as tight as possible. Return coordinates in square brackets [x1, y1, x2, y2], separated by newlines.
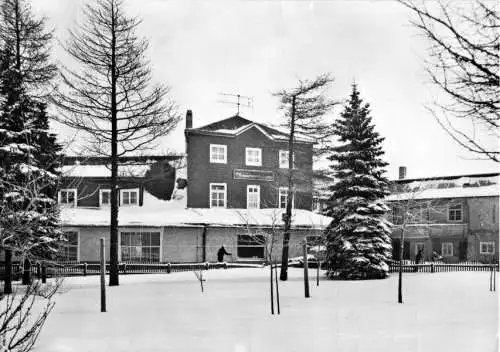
[274, 74, 336, 281]
[0, 0, 57, 97]
[53, 0, 181, 286]
[388, 182, 458, 303]
[399, 0, 499, 162]
[0, 279, 62, 352]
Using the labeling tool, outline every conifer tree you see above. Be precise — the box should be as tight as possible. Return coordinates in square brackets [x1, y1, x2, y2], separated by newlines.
[0, 0, 60, 293]
[324, 84, 392, 280]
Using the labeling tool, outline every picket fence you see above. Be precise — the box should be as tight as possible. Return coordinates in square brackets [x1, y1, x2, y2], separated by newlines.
[388, 261, 499, 273]
[0, 261, 263, 279]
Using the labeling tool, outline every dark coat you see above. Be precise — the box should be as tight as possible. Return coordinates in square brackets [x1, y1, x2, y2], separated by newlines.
[217, 246, 231, 262]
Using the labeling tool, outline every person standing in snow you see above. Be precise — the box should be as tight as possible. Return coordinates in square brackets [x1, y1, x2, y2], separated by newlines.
[217, 245, 232, 262]
[414, 249, 423, 272]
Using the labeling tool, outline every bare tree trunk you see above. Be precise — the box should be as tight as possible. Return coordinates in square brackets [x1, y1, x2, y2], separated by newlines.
[109, 1, 119, 287]
[398, 227, 405, 304]
[274, 259, 280, 314]
[270, 261, 274, 314]
[280, 95, 296, 281]
[3, 249, 13, 294]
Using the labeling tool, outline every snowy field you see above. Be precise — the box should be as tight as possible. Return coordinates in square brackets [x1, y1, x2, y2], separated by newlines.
[35, 268, 498, 352]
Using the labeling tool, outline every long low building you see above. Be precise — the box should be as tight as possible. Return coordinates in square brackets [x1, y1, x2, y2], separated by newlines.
[60, 193, 330, 263]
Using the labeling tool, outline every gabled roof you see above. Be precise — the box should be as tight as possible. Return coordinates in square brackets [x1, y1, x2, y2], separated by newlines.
[187, 115, 315, 144]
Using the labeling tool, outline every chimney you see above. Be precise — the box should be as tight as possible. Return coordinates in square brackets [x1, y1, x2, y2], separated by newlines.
[399, 166, 407, 180]
[186, 110, 193, 129]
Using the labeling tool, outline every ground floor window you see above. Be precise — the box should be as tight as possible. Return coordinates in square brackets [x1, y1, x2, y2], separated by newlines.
[60, 231, 78, 261]
[442, 242, 453, 257]
[480, 242, 495, 255]
[120, 232, 161, 262]
[237, 234, 265, 259]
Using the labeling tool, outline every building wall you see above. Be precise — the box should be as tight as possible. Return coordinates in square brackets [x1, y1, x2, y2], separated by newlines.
[467, 196, 499, 262]
[163, 226, 204, 263]
[65, 225, 323, 263]
[186, 127, 313, 210]
[388, 196, 499, 263]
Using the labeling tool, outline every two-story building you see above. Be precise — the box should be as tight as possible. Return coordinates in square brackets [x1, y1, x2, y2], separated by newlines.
[185, 110, 314, 210]
[56, 112, 330, 264]
[386, 169, 499, 263]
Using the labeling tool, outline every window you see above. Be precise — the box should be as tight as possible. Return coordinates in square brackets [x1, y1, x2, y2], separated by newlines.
[60, 231, 78, 261]
[210, 183, 226, 208]
[237, 234, 265, 259]
[120, 189, 139, 206]
[279, 150, 295, 169]
[120, 232, 161, 262]
[442, 242, 453, 257]
[59, 189, 77, 207]
[480, 242, 495, 254]
[245, 147, 262, 166]
[448, 203, 462, 222]
[100, 189, 111, 207]
[279, 187, 294, 209]
[247, 185, 260, 209]
[210, 144, 227, 164]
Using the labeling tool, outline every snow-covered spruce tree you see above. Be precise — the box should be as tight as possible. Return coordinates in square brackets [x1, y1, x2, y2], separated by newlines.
[324, 84, 392, 280]
[0, 48, 62, 292]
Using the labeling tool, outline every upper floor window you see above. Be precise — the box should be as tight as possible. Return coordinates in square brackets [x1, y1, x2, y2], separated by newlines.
[448, 203, 462, 222]
[442, 242, 453, 257]
[279, 150, 295, 169]
[120, 188, 139, 206]
[210, 144, 227, 164]
[480, 242, 495, 255]
[59, 189, 77, 207]
[100, 189, 111, 207]
[245, 147, 262, 166]
[279, 187, 294, 209]
[247, 185, 260, 209]
[210, 183, 226, 208]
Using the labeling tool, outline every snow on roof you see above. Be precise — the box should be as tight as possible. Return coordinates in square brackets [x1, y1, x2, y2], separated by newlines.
[189, 115, 315, 144]
[61, 191, 330, 229]
[386, 184, 499, 201]
[61, 164, 152, 178]
[175, 167, 187, 180]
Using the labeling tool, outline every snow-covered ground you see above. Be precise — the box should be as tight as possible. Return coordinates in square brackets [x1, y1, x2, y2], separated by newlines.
[35, 269, 498, 352]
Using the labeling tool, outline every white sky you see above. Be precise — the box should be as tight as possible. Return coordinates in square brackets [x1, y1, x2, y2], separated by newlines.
[33, 0, 499, 179]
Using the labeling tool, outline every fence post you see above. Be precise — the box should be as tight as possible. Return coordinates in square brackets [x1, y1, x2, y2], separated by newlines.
[100, 238, 106, 313]
[303, 241, 310, 298]
[205, 262, 209, 271]
[431, 263, 434, 273]
[123, 263, 127, 275]
[167, 262, 171, 274]
[83, 262, 88, 276]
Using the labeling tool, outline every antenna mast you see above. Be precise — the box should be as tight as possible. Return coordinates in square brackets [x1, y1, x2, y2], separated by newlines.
[218, 93, 253, 115]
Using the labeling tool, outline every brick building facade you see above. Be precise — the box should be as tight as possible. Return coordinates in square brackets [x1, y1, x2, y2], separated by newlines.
[185, 111, 314, 210]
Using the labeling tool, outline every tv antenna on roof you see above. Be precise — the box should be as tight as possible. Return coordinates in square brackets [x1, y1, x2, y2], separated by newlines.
[218, 93, 253, 115]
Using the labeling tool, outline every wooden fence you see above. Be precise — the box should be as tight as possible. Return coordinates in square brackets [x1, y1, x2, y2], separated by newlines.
[0, 261, 263, 279]
[388, 261, 499, 273]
